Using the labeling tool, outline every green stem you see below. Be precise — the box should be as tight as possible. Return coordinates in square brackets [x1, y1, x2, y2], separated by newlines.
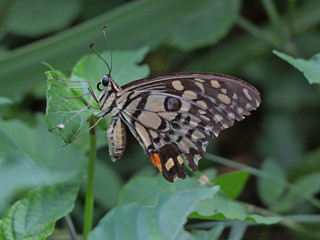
[83, 119, 97, 240]
[261, 0, 283, 38]
[236, 16, 278, 48]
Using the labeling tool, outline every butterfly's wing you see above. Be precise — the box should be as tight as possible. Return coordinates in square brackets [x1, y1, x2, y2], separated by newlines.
[116, 72, 261, 182]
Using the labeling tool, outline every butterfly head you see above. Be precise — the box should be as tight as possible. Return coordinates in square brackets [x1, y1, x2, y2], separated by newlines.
[97, 74, 112, 91]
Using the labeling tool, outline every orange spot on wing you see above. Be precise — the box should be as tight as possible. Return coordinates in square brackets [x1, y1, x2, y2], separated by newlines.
[150, 153, 162, 172]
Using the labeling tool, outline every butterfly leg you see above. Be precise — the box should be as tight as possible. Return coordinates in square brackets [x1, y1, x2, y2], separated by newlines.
[50, 77, 101, 107]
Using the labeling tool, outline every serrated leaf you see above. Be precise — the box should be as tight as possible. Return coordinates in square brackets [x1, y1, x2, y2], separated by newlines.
[88, 186, 219, 240]
[273, 50, 320, 84]
[46, 48, 149, 143]
[0, 180, 81, 240]
[257, 158, 286, 207]
[213, 171, 250, 199]
[191, 194, 281, 225]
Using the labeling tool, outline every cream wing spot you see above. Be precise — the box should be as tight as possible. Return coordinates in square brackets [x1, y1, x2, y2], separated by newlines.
[191, 130, 205, 140]
[137, 111, 162, 129]
[177, 155, 184, 164]
[221, 89, 227, 94]
[210, 80, 220, 88]
[214, 114, 223, 122]
[243, 88, 252, 100]
[194, 82, 205, 93]
[182, 90, 197, 100]
[217, 93, 231, 104]
[165, 158, 175, 171]
[135, 122, 151, 147]
[194, 78, 205, 82]
[149, 130, 159, 138]
[196, 100, 207, 109]
[172, 80, 184, 91]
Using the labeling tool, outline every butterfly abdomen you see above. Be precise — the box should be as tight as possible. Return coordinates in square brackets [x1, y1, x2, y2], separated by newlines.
[107, 117, 126, 161]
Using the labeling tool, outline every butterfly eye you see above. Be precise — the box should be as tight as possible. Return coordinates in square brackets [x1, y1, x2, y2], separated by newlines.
[102, 76, 110, 86]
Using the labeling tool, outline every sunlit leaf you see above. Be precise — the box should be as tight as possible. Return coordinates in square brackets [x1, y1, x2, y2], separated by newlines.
[273, 50, 320, 84]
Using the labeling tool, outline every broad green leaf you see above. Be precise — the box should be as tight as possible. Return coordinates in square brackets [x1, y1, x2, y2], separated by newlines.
[213, 171, 250, 199]
[0, 180, 80, 240]
[289, 148, 320, 181]
[191, 194, 281, 225]
[257, 158, 286, 207]
[88, 186, 220, 240]
[0, 0, 240, 101]
[273, 50, 320, 84]
[118, 175, 218, 206]
[46, 47, 149, 143]
[3, 0, 81, 37]
[271, 172, 320, 212]
[0, 116, 86, 210]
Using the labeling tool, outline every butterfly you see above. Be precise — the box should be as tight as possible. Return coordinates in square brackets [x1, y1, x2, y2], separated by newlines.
[50, 27, 261, 182]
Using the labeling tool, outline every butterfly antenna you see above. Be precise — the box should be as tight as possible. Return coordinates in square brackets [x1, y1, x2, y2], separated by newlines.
[90, 43, 112, 74]
[102, 25, 112, 74]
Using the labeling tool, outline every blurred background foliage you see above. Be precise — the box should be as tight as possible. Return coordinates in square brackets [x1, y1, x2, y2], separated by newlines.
[1, 0, 320, 239]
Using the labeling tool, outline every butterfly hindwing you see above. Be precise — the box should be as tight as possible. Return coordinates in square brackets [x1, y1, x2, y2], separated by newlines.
[116, 72, 261, 181]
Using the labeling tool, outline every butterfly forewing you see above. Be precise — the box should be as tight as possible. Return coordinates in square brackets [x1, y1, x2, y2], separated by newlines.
[114, 72, 260, 182]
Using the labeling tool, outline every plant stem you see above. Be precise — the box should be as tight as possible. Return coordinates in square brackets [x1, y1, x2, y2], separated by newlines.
[261, 0, 283, 38]
[236, 16, 278, 48]
[83, 119, 97, 240]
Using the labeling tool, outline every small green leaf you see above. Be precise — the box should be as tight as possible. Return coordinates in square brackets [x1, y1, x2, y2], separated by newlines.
[213, 171, 250, 199]
[289, 148, 320, 181]
[45, 48, 150, 143]
[191, 194, 281, 224]
[273, 50, 320, 84]
[0, 180, 81, 240]
[271, 172, 320, 212]
[257, 158, 286, 207]
[88, 186, 219, 240]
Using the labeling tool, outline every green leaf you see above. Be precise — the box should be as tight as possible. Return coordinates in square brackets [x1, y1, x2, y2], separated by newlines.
[190, 194, 281, 225]
[257, 158, 286, 207]
[289, 148, 320, 181]
[0, 97, 12, 106]
[273, 50, 320, 84]
[0, 116, 86, 209]
[0, 0, 239, 101]
[213, 171, 250, 199]
[189, 226, 224, 240]
[3, 0, 81, 37]
[0, 180, 80, 240]
[88, 185, 220, 240]
[45, 47, 149, 143]
[118, 174, 217, 206]
[271, 172, 320, 212]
